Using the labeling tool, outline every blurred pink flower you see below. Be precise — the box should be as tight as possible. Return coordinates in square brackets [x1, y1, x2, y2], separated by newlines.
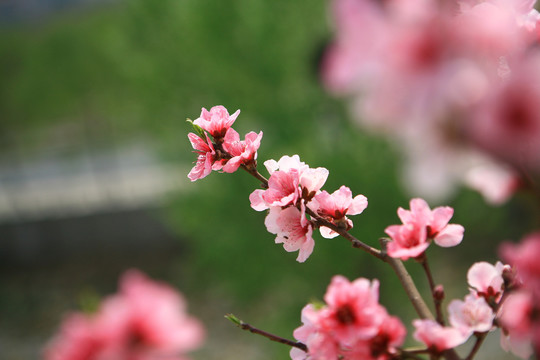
[413, 319, 469, 352]
[221, 129, 263, 173]
[498, 291, 534, 359]
[193, 105, 239, 140]
[312, 185, 368, 238]
[500, 231, 540, 297]
[44, 270, 205, 360]
[264, 205, 315, 262]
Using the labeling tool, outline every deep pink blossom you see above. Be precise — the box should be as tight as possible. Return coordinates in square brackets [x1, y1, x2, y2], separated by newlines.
[319, 276, 385, 344]
[44, 270, 205, 360]
[221, 129, 263, 173]
[291, 276, 405, 360]
[385, 198, 464, 260]
[192, 105, 240, 140]
[312, 186, 368, 238]
[264, 205, 315, 262]
[413, 319, 469, 352]
[187, 132, 223, 182]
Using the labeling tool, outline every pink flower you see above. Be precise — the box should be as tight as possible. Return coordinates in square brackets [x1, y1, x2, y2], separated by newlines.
[385, 198, 464, 260]
[312, 186, 368, 239]
[500, 231, 540, 297]
[264, 205, 315, 262]
[221, 129, 263, 173]
[44, 270, 205, 360]
[192, 105, 240, 140]
[467, 51, 540, 173]
[290, 276, 406, 360]
[467, 261, 506, 302]
[187, 132, 223, 182]
[498, 291, 534, 359]
[319, 276, 385, 344]
[249, 155, 328, 211]
[448, 294, 495, 335]
[412, 319, 469, 352]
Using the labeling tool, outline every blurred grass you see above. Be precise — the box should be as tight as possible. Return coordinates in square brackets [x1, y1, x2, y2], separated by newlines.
[1, 0, 538, 359]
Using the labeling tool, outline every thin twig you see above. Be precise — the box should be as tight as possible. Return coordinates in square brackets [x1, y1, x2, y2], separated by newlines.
[379, 239, 435, 321]
[225, 314, 307, 352]
[420, 255, 445, 325]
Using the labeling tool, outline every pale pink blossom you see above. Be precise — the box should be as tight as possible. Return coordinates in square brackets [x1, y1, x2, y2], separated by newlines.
[312, 186, 368, 238]
[44, 270, 205, 360]
[448, 294, 495, 335]
[264, 205, 315, 262]
[187, 133, 223, 182]
[192, 105, 239, 140]
[467, 261, 506, 301]
[412, 319, 469, 352]
[500, 231, 540, 296]
[221, 129, 263, 173]
[385, 222, 430, 260]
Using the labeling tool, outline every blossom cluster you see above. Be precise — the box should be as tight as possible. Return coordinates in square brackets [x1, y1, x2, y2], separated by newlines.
[187, 105, 263, 181]
[322, 0, 540, 203]
[250, 155, 368, 262]
[290, 275, 406, 360]
[44, 270, 205, 360]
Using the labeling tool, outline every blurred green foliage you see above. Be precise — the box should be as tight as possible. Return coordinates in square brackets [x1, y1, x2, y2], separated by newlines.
[1, 0, 538, 358]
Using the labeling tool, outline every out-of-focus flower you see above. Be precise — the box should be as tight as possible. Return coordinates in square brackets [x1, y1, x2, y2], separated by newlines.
[500, 231, 540, 297]
[44, 270, 205, 360]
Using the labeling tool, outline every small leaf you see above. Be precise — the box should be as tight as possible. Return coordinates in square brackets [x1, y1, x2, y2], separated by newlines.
[225, 313, 243, 326]
[187, 118, 206, 139]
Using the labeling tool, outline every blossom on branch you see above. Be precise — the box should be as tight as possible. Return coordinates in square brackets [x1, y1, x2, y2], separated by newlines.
[193, 105, 240, 141]
[264, 205, 315, 263]
[221, 129, 263, 173]
[187, 132, 223, 182]
[385, 198, 464, 260]
[311, 185, 368, 238]
[291, 276, 405, 360]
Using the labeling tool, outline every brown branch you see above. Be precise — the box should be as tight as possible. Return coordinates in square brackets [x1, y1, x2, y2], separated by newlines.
[419, 255, 445, 325]
[225, 314, 307, 352]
